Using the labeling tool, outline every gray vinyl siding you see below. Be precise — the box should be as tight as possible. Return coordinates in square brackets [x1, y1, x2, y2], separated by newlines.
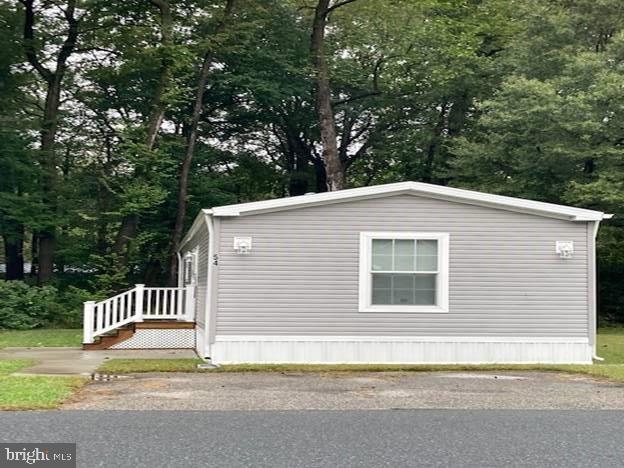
[180, 223, 209, 329]
[216, 194, 590, 338]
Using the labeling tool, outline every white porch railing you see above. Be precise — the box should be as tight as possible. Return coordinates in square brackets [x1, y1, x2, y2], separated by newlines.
[83, 284, 194, 344]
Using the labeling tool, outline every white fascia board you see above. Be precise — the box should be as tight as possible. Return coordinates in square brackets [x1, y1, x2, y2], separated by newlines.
[208, 182, 609, 221]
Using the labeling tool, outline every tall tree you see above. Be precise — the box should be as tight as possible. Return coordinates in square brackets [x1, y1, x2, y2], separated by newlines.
[0, 3, 30, 280]
[19, 0, 81, 283]
[112, 0, 174, 268]
[309, 0, 357, 191]
[167, 0, 235, 285]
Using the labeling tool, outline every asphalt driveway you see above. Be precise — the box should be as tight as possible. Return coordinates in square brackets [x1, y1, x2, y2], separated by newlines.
[64, 370, 624, 410]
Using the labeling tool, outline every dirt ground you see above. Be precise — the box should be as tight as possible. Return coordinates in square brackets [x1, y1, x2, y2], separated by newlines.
[63, 370, 624, 410]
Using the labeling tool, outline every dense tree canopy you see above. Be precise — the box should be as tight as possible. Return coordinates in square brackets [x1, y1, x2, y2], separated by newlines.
[1, 0, 623, 321]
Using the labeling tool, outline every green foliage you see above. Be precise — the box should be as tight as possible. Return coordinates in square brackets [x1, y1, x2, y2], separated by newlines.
[0, 282, 59, 329]
[0, 281, 89, 329]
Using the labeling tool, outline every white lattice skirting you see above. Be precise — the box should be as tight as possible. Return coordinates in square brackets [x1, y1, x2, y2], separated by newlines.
[110, 328, 195, 349]
[210, 336, 593, 364]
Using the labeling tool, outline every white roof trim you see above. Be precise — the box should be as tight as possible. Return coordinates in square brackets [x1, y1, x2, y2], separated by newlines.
[208, 182, 610, 221]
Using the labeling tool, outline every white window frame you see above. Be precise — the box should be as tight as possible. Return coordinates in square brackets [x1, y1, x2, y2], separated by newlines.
[358, 232, 450, 313]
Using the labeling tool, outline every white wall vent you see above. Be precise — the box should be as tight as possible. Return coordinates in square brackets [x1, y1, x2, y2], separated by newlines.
[555, 241, 574, 259]
[233, 237, 252, 254]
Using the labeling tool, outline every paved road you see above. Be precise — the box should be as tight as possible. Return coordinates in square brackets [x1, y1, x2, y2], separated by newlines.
[65, 371, 624, 410]
[1, 410, 623, 467]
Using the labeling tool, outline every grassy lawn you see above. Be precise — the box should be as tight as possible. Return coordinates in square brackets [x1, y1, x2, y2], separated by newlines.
[98, 328, 624, 382]
[98, 358, 205, 373]
[0, 360, 85, 410]
[595, 327, 624, 364]
[0, 329, 85, 409]
[0, 329, 82, 348]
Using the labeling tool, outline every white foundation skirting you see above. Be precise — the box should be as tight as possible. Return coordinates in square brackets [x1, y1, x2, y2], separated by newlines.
[110, 328, 195, 349]
[210, 336, 592, 364]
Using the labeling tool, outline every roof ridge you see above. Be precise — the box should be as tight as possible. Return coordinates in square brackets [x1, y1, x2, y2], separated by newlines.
[207, 181, 610, 221]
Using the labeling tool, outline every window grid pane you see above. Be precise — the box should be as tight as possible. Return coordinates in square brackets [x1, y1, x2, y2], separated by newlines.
[394, 239, 415, 271]
[371, 273, 436, 306]
[416, 239, 438, 271]
[372, 239, 393, 271]
[371, 238, 439, 273]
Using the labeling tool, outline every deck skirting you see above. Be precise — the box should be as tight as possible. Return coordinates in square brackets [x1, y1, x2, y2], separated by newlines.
[209, 335, 592, 364]
[109, 328, 195, 349]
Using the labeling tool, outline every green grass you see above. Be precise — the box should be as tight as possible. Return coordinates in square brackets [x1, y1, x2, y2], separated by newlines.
[0, 329, 82, 349]
[595, 327, 624, 364]
[98, 358, 205, 373]
[0, 360, 85, 410]
[97, 328, 624, 383]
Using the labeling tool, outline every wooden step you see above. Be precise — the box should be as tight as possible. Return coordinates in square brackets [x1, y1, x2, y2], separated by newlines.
[83, 326, 134, 350]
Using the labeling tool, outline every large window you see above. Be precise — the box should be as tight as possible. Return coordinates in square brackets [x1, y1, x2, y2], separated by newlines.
[358, 232, 449, 313]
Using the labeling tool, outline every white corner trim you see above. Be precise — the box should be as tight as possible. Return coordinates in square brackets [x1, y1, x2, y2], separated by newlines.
[202, 212, 215, 359]
[358, 232, 449, 313]
[208, 181, 609, 221]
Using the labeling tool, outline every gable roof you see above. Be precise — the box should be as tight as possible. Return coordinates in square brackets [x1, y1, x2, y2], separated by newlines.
[206, 181, 611, 222]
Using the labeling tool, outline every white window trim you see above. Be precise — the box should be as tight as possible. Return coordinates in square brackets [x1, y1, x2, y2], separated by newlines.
[358, 232, 449, 313]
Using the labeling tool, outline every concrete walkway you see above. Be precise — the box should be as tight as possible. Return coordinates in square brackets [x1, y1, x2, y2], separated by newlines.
[0, 348, 197, 376]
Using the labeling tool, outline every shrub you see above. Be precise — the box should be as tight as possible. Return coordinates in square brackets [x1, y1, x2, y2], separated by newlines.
[0, 281, 91, 329]
[53, 286, 93, 328]
[0, 281, 59, 329]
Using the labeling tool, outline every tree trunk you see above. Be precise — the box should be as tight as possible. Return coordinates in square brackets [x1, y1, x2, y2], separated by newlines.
[310, 0, 344, 191]
[20, 0, 80, 284]
[312, 157, 328, 193]
[30, 231, 38, 278]
[144, 258, 163, 286]
[167, 0, 235, 285]
[144, 0, 173, 150]
[113, 0, 173, 268]
[288, 168, 309, 196]
[447, 92, 470, 137]
[3, 225, 25, 281]
[422, 104, 449, 183]
[37, 75, 65, 283]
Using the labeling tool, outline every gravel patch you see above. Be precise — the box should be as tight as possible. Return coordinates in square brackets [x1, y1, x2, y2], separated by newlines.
[63, 371, 624, 410]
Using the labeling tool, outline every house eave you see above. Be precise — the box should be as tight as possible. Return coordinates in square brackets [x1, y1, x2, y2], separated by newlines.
[208, 182, 608, 222]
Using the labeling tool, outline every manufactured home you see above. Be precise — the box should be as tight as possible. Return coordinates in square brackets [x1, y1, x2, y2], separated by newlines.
[83, 182, 611, 364]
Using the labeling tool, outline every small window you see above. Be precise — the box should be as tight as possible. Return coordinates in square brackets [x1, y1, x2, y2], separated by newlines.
[359, 232, 449, 313]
